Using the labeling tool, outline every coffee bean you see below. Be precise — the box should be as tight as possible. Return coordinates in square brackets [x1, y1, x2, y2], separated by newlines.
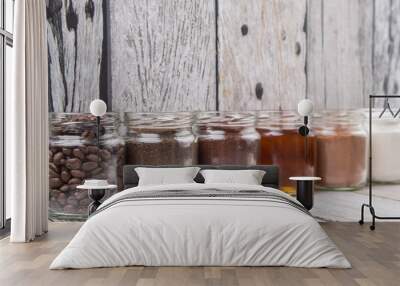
[50, 190, 60, 198]
[91, 167, 103, 176]
[82, 161, 98, 172]
[86, 154, 99, 162]
[50, 197, 61, 209]
[100, 149, 112, 160]
[62, 148, 72, 156]
[87, 146, 99, 154]
[65, 158, 81, 170]
[81, 146, 88, 154]
[60, 185, 70, 192]
[53, 152, 64, 165]
[72, 148, 85, 160]
[50, 178, 63, 188]
[61, 171, 71, 183]
[67, 196, 79, 207]
[49, 163, 59, 173]
[69, 184, 79, 191]
[58, 193, 67, 206]
[95, 173, 108, 180]
[49, 169, 60, 178]
[79, 198, 90, 207]
[71, 170, 85, 178]
[63, 205, 76, 213]
[68, 178, 82, 185]
[74, 190, 87, 200]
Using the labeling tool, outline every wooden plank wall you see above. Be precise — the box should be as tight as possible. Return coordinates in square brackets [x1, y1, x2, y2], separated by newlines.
[218, 0, 307, 111]
[47, 0, 400, 112]
[47, 0, 107, 112]
[373, 0, 400, 108]
[110, 0, 216, 112]
[306, 0, 373, 109]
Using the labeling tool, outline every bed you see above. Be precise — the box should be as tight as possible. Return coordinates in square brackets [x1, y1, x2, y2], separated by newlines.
[50, 165, 350, 269]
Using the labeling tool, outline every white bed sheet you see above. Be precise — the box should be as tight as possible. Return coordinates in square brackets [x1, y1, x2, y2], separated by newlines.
[50, 183, 350, 269]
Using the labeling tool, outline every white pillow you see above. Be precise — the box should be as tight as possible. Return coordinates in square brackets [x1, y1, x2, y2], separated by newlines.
[135, 167, 201, 186]
[200, 169, 266, 185]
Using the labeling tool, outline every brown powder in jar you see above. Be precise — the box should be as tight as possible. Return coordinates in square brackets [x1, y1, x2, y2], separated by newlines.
[316, 133, 367, 189]
[197, 127, 260, 165]
[126, 129, 198, 165]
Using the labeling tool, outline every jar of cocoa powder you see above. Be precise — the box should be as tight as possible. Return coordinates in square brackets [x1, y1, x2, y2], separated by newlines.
[256, 111, 316, 195]
[313, 110, 367, 190]
[125, 112, 197, 165]
[194, 112, 260, 165]
[49, 113, 125, 221]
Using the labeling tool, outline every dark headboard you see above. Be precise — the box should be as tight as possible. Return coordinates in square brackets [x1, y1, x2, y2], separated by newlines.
[123, 165, 279, 190]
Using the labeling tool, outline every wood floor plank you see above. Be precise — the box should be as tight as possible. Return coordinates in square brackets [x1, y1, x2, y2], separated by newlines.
[0, 222, 400, 285]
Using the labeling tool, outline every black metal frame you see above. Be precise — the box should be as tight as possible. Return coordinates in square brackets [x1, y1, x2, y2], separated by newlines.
[359, 95, 400, 230]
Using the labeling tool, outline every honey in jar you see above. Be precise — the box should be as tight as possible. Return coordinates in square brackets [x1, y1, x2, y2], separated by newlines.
[257, 111, 316, 194]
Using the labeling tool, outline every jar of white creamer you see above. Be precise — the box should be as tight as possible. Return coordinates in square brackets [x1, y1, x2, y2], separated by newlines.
[365, 110, 400, 183]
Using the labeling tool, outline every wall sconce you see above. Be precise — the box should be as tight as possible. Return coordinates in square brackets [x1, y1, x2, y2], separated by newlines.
[297, 99, 314, 136]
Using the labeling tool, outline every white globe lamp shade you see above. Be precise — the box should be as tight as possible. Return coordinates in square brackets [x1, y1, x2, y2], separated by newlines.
[297, 99, 314, 116]
[90, 99, 107, 117]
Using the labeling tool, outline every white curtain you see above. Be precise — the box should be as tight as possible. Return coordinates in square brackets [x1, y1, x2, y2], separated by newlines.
[8, 0, 49, 242]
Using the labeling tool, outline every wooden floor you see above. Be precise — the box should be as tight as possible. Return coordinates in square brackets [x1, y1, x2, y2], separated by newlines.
[0, 222, 399, 286]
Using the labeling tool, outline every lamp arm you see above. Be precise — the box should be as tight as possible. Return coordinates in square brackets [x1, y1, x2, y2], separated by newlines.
[304, 116, 308, 126]
[96, 116, 100, 148]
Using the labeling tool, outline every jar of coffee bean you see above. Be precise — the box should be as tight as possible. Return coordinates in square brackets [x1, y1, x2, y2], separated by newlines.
[125, 112, 197, 165]
[49, 113, 125, 221]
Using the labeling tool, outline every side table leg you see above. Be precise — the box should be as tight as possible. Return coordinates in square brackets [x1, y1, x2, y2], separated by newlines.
[296, 181, 314, 210]
[88, 189, 106, 215]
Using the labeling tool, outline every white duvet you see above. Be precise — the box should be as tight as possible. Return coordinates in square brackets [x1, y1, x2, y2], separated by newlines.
[50, 183, 350, 269]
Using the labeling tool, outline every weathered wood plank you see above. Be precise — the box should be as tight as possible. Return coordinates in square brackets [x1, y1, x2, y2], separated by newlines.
[110, 0, 216, 112]
[307, 0, 373, 110]
[218, 0, 307, 111]
[47, 0, 106, 112]
[373, 0, 400, 108]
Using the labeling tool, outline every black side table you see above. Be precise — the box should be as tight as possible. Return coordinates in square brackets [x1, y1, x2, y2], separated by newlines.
[289, 177, 321, 210]
[77, 184, 117, 215]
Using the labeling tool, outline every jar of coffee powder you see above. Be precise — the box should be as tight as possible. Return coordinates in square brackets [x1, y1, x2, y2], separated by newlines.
[125, 112, 197, 165]
[194, 112, 260, 165]
[313, 110, 367, 190]
[49, 113, 125, 221]
[256, 111, 316, 195]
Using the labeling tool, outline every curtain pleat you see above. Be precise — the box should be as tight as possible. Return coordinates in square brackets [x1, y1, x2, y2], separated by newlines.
[10, 0, 48, 242]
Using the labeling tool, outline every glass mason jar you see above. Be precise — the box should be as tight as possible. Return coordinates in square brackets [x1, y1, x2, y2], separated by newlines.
[313, 110, 367, 190]
[364, 110, 400, 183]
[194, 112, 260, 165]
[49, 113, 125, 221]
[125, 112, 197, 165]
[256, 111, 316, 195]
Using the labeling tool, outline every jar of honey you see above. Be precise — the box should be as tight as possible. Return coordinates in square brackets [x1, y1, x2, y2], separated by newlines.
[194, 112, 260, 165]
[256, 111, 316, 195]
[313, 110, 367, 190]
